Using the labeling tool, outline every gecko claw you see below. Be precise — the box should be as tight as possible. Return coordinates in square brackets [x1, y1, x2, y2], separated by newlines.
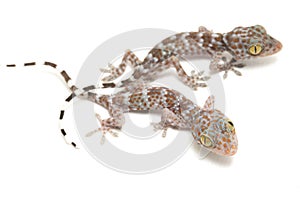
[233, 63, 246, 68]
[100, 135, 106, 145]
[223, 71, 228, 79]
[231, 68, 242, 76]
[151, 122, 168, 137]
[100, 63, 114, 73]
[223, 68, 242, 79]
[101, 63, 119, 82]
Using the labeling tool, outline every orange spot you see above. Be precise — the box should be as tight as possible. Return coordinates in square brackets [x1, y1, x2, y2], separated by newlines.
[231, 45, 237, 49]
[233, 37, 239, 43]
[225, 149, 230, 155]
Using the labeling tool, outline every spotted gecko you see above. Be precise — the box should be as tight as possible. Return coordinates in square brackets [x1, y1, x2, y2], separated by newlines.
[0, 25, 281, 154]
[71, 83, 238, 156]
[101, 25, 282, 89]
[0, 60, 236, 155]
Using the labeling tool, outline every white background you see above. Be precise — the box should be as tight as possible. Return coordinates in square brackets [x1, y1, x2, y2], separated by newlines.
[0, 0, 299, 199]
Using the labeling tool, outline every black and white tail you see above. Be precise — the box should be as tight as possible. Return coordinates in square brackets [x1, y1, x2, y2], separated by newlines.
[58, 85, 106, 148]
[1, 60, 118, 148]
[1, 60, 84, 148]
[1, 61, 78, 92]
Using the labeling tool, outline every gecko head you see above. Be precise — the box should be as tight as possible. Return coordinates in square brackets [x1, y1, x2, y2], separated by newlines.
[224, 25, 282, 60]
[192, 96, 238, 156]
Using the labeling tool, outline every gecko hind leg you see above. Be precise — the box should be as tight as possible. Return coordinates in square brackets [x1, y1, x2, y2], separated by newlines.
[86, 113, 122, 144]
[101, 50, 142, 82]
[151, 108, 189, 137]
[162, 56, 210, 90]
[86, 97, 125, 144]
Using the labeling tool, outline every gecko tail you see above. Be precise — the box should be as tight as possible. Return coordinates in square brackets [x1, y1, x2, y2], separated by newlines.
[1, 60, 78, 92]
[58, 85, 110, 149]
[58, 92, 79, 149]
[101, 75, 137, 89]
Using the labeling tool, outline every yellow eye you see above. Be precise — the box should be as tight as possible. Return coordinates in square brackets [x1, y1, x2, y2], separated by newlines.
[228, 120, 234, 128]
[248, 44, 263, 55]
[200, 135, 214, 148]
[226, 120, 235, 133]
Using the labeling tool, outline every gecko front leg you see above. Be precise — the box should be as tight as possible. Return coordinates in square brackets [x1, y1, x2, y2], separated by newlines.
[209, 51, 243, 79]
[152, 108, 189, 137]
[101, 50, 142, 82]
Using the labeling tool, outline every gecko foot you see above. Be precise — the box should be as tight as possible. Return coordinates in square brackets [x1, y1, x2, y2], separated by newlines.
[188, 70, 210, 90]
[231, 68, 242, 76]
[85, 113, 119, 144]
[100, 63, 118, 82]
[223, 68, 242, 79]
[151, 122, 168, 138]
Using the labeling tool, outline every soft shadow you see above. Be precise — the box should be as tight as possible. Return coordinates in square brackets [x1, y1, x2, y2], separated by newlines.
[242, 56, 278, 70]
[191, 142, 233, 167]
[186, 55, 279, 71]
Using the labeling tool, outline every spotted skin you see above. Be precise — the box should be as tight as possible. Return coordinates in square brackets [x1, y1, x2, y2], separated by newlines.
[1, 25, 280, 152]
[61, 25, 281, 147]
[101, 25, 282, 85]
[83, 86, 237, 156]
[223, 25, 282, 60]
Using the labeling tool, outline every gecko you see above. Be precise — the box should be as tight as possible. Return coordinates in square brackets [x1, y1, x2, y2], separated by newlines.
[100, 25, 282, 89]
[0, 60, 235, 155]
[63, 83, 238, 156]
[0, 24, 281, 152]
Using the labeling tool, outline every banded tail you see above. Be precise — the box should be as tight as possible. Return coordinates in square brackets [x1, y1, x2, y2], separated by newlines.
[1, 60, 123, 148]
[102, 76, 137, 89]
[58, 86, 108, 148]
[1, 61, 79, 92]
[2, 60, 84, 147]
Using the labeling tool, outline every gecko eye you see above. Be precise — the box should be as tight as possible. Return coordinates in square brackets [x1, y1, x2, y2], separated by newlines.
[248, 44, 263, 55]
[200, 135, 214, 148]
[226, 120, 235, 133]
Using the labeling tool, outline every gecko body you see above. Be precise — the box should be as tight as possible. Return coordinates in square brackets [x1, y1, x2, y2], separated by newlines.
[101, 25, 282, 88]
[84, 84, 237, 156]
[1, 25, 281, 153]
[58, 25, 281, 150]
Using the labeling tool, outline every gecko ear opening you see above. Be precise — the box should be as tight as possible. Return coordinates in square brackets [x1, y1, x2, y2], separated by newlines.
[203, 95, 215, 111]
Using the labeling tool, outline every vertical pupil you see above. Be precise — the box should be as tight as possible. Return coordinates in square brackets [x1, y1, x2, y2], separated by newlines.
[202, 136, 206, 144]
[254, 46, 257, 53]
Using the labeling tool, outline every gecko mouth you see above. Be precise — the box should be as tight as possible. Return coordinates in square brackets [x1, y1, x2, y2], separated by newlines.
[266, 37, 282, 55]
[275, 40, 283, 52]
